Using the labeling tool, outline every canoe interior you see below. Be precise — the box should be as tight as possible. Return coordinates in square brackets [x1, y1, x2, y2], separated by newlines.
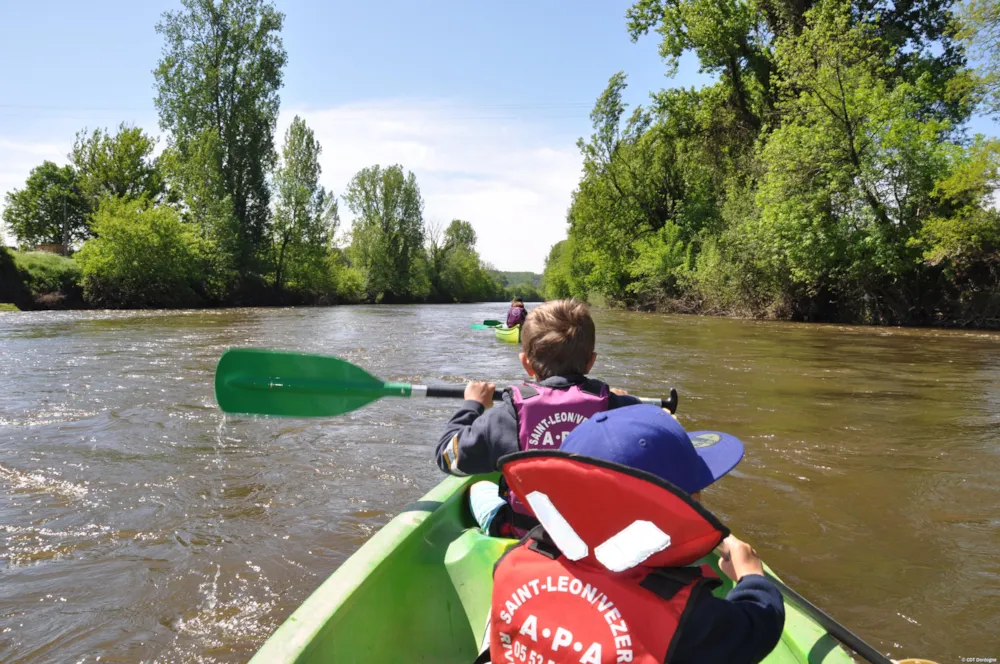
[250, 475, 854, 663]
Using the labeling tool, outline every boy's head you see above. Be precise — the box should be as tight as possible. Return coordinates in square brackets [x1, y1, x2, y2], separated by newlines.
[520, 299, 596, 379]
[512, 298, 524, 307]
[561, 404, 744, 497]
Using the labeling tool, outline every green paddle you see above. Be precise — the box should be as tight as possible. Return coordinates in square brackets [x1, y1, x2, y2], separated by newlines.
[471, 319, 503, 329]
[215, 348, 679, 417]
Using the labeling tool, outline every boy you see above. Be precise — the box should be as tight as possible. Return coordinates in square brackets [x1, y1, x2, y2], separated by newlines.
[436, 299, 639, 537]
[506, 297, 527, 328]
[481, 404, 785, 664]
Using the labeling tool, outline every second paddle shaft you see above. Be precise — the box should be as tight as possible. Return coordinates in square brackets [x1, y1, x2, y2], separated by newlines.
[416, 385, 679, 413]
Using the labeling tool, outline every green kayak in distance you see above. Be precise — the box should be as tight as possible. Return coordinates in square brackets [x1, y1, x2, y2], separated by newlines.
[494, 325, 520, 344]
[249, 475, 855, 663]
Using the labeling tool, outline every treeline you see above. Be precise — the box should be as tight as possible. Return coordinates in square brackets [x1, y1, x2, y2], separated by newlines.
[543, 0, 1000, 327]
[1, 0, 532, 310]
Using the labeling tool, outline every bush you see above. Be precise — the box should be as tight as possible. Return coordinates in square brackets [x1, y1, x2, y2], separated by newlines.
[75, 197, 206, 308]
[12, 251, 83, 300]
[0, 303, 20, 312]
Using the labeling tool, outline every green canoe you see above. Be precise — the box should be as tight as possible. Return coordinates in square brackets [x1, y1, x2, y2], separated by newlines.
[494, 325, 520, 344]
[250, 475, 855, 663]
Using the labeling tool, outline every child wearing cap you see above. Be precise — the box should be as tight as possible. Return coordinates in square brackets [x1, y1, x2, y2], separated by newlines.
[435, 299, 639, 537]
[479, 404, 784, 664]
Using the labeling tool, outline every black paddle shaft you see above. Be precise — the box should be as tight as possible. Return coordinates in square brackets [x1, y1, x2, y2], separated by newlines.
[424, 386, 679, 414]
[766, 574, 892, 664]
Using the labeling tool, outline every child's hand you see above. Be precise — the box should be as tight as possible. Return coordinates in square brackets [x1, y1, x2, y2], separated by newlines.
[610, 387, 630, 396]
[716, 535, 765, 581]
[464, 381, 495, 408]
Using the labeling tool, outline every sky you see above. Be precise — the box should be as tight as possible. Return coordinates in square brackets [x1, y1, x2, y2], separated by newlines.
[0, 1, 997, 272]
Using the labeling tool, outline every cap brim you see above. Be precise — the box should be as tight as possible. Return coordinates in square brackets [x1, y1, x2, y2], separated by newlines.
[686, 431, 745, 489]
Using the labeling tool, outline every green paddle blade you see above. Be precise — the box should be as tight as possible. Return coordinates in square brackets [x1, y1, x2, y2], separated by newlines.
[470, 324, 494, 330]
[482, 319, 502, 327]
[215, 348, 411, 417]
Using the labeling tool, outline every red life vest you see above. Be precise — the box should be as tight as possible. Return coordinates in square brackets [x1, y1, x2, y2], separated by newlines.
[487, 451, 728, 664]
[502, 382, 609, 535]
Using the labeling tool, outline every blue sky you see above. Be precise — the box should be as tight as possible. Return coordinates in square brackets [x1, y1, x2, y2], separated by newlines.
[0, 1, 996, 271]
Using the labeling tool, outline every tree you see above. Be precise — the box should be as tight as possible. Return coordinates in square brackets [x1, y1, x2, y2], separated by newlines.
[154, 0, 287, 278]
[2, 162, 89, 248]
[345, 165, 427, 301]
[444, 219, 477, 250]
[757, 2, 951, 304]
[958, 0, 1000, 117]
[160, 129, 240, 301]
[76, 197, 205, 308]
[272, 116, 338, 298]
[70, 123, 163, 208]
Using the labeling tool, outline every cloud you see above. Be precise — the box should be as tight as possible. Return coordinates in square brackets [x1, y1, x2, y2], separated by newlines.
[279, 100, 583, 273]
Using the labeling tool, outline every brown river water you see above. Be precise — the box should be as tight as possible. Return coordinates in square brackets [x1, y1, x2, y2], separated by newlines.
[1, 304, 998, 663]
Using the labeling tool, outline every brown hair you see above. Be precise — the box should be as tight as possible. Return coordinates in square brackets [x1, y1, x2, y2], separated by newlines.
[521, 299, 595, 379]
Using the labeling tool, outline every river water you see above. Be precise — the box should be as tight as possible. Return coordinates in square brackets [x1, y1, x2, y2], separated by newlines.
[0, 304, 997, 663]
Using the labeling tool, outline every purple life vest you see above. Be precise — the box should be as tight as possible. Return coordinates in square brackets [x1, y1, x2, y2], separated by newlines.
[504, 381, 609, 526]
[506, 306, 526, 328]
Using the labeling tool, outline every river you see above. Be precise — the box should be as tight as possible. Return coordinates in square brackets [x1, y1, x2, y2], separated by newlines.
[0, 304, 997, 663]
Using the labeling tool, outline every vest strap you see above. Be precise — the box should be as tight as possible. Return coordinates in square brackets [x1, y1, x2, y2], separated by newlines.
[640, 566, 721, 601]
[517, 384, 539, 399]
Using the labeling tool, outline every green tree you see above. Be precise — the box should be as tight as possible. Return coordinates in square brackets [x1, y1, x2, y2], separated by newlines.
[154, 0, 287, 278]
[444, 219, 477, 250]
[76, 197, 205, 308]
[756, 1, 951, 312]
[2, 162, 89, 248]
[70, 123, 163, 209]
[272, 116, 339, 299]
[160, 130, 240, 301]
[345, 165, 427, 301]
[958, 0, 1000, 117]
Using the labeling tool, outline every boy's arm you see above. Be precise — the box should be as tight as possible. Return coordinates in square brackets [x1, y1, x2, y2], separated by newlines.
[435, 386, 519, 476]
[671, 574, 785, 664]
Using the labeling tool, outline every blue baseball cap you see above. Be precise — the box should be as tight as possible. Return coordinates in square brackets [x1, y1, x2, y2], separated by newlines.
[561, 404, 745, 494]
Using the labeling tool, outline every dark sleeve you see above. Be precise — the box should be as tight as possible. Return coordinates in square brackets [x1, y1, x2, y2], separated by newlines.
[671, 575, 785, 664]
[434, 391, 520, 476]
[608, 391, 641, 408]
[596, 379, 641, 409]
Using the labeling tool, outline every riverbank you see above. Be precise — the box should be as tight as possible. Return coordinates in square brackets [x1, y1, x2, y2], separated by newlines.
[0, 248, 543, 312]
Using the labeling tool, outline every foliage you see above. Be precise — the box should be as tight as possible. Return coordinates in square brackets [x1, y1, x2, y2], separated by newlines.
[2, 162, 89, 247]
[75, 198, 205, 308]
[11, 251, 83, 299]
[544, 0, 1000, 326]
[345, 165, 428, 301]
[71, 123, 163, 208]
[0, 303, 19, 312]
[154, 0, 286, 279]
[1, 247, 34, 308]
[493, 271, 542, 288]
[272, 116, 339, 299]
[160, 130, 240, 302]
[957, 0, 1000, 117]
[506, 283, 544, 301]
